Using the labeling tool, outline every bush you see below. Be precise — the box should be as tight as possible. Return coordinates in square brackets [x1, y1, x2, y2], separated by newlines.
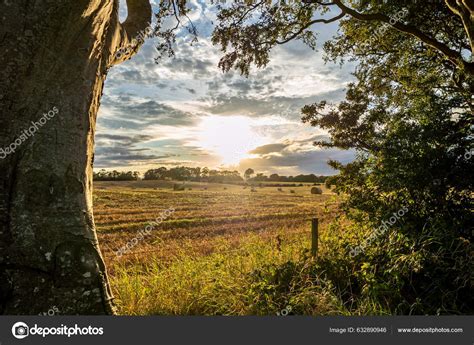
[247, 218, 473, 315]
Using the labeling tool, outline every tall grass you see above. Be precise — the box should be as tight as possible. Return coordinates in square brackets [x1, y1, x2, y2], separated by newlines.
[111, 232, 346, 315]
[111, 216, 473, 315]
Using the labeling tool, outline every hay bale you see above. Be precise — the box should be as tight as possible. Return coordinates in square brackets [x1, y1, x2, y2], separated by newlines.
[311, 187, 323, 195]
[277, 187, 283, 192]
[290, 189, 295, 194]
[173, 184, 185, 191]
[251, 187, 257, 192]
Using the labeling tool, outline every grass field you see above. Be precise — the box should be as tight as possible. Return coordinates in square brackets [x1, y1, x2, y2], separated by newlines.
[94, 180, 342, 315]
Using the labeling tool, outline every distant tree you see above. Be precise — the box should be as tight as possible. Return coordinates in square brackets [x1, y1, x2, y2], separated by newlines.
[144, 167, 168, 180]
[253, 173, 268, 182]
[244, 168, 255, 180]
[193, 167, 201, 180]
[269, 173, 280, 181]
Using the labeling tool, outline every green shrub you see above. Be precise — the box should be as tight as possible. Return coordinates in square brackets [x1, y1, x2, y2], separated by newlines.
[246, 218, 473, 315]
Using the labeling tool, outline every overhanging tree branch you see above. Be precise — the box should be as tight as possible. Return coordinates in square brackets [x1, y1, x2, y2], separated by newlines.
[328, 0, 474, 75]
[445, 0, 474, 56]
[272, 12, 345, 45]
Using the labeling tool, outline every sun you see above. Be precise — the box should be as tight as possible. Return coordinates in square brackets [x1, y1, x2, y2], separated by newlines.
[196, 115, 264, 165]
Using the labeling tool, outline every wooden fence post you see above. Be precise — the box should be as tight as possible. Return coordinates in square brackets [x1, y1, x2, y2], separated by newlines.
[311, 218, 319, 257]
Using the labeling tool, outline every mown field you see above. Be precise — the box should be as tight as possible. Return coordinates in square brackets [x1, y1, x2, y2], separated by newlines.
[94, 180, 342, 315]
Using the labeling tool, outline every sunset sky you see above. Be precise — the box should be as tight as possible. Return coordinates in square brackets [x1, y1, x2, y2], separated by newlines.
[95, 0, 356, 175]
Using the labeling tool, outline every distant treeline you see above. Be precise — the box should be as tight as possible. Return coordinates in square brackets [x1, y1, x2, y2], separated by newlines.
[143, 166, 329, 184]
[93, 169, 140, 181]
[144, 167, 243, 183]
[93, 166, 330, 183]
[247, 173, 327, 183]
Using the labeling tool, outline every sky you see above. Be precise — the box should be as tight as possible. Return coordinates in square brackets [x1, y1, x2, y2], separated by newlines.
[95, 0, 356, 176]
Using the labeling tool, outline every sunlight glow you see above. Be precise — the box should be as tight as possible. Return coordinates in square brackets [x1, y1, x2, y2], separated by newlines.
[196, 115, 265, 166]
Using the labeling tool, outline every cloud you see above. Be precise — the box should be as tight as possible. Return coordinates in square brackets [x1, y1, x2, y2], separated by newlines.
[99, 95, 200, 130]
[161, 51, 215, 78]
[96, 133, 154, 145]
[94, 147, 174, 168]
[249, 143, 289, 155]
[239, 148, 355, 176]
[94, 132, 171, 167]
[202, 90, 345, 120]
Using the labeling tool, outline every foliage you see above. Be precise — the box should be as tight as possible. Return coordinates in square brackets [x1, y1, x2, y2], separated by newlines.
[244, 168, 255, 179]
[153, 0, 198, 63]
[248, 217, 473, 315]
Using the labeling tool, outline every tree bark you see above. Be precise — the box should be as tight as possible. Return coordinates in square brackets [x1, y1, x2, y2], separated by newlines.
[0, 0, 151, 315]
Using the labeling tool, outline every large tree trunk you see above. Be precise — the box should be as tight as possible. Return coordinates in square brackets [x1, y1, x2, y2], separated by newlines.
[0, 0, 151, 314]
